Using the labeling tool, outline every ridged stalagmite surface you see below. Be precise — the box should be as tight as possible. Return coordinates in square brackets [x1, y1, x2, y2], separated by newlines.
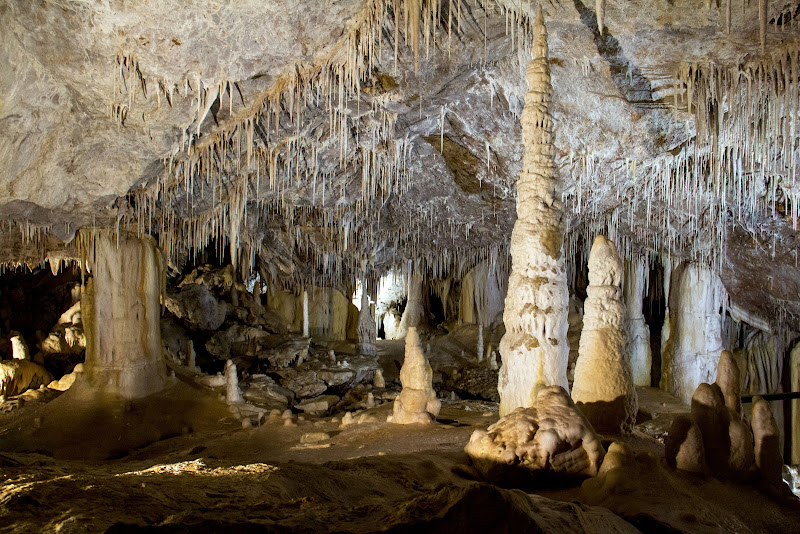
[390, 326, 440, 424]
[78, 229, 166, 399]
[356, 288, 377, 356]
[572, 235, 637, 434]
[624, 258, 651, 386]
[498, 7, 569, 416]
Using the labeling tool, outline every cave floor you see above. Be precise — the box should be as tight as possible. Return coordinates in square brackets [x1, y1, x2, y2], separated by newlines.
[1, 382, 799, 533]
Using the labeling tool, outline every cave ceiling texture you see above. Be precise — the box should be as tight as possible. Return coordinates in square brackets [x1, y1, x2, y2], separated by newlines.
[2, 0, 800, 330]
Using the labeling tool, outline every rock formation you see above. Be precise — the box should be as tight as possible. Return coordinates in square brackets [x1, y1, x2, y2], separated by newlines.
[690, 382, 731, 475]
[77, 229, 166, 399]
[624, 257, 651, 386]
[389, 327, 440, 424]
[356, 288, 377, 356]
[751, 398, 782, 486]
[10, 333, 29, 360]
[465, 386, 605, 486]
[572, 235, 637, 435]
[225, 359, 243, 404]
[665, 415, 707, 474]
[497, 7, 569, 416]
[395, 271, 424, 340]
[660, 264, 725, 404]
[0, 360, 53, 399]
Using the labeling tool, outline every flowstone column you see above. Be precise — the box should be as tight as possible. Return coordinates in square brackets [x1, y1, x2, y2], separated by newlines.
[78, 229, 166, 399]
[498, 7, 569, 416]
[624, 257, 651, 386]
[356, 288, 377, 356]
[660, 263, 725, 404]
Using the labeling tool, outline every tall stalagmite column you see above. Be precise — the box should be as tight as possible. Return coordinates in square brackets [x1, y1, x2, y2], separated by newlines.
[572, 235, 637, 434]
[79, 229, 166, 399]
[624, 257, 652, 386]
[498, 7, 569, 416]
[356, 288, 378, 356]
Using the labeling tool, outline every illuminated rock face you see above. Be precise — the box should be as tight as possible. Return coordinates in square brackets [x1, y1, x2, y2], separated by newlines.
[79, 229, 166, 399]
[390, 326, 440, 424]
[572, 235, 637, 435]
[497, 8, 569, 416]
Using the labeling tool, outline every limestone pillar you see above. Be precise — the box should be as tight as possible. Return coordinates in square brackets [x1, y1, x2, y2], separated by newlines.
[356, 288, 377, 356]
[498, 7, 569, 416]
[79, 229, 165, 399]
[572, 235, 638, 434]
[396, 270, 423, 339]
[791, 343, 800, 464]
[624, 257, 651, 386]
[660, 263, 725, 404]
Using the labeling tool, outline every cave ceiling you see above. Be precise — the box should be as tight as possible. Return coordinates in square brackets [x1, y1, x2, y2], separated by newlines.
[2, 0, 800, 327]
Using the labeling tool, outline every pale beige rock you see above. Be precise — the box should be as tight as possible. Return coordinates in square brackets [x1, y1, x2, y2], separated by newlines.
[665, 415, 706, 474]
[498, 8, 569, 416]
[390, 327, 440, 424]
[751, 398, 783, 486]
[373, 368, 385, 389]
[78, 229, 166, 399]
[572, 235, 637, 435]
[395, 272, 424, 340]
[465, 386, 605, 486]
[715, 350, 742, 417]
[0, 360, 53, 398]
[10, 333, 29, 360]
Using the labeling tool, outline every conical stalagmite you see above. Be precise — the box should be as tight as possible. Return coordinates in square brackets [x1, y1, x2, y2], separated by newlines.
[572, 235, 637, 434]
[390, 326, 440, 424]
[77, 229, 166, 399]
[497, 6, 569, 416]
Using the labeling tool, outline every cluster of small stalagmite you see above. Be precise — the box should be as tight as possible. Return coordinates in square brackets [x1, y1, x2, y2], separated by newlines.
[497, 7, 569, 417]
[665, 350, 783, 486]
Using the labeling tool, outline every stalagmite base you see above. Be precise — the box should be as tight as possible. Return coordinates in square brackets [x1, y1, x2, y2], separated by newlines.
[497, 7, 569, 416]
[79, 230, 166, 399]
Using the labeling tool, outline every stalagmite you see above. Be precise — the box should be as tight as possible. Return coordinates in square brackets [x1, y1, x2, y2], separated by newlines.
[624, 258, 651, 386]
[356, 288, 377, 356]
[660, 264, 725, 404]
[572, 235, 638, 434]
[395, 270, 423, 339]
[752, 398, 783, 485]
[10, 333, 29, 360]
[389, 326, 440, 424]
[77, 229, 165, 399]
[302, 289, 309, 338]
[498, 7, 570, 416]
[186, 340, 197, 371]
[488, 350, 499, 370]
[665, 415, 707, 474]
[792, 343, 800, 464]
[477, 324, 484, 362]
[373, 368, 385, 388]
[225, 359, 243, 404]
[691, 382, 730, 475]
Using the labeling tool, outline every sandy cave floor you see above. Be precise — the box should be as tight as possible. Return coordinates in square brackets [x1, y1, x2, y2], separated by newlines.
[1, 377, 800, 533]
